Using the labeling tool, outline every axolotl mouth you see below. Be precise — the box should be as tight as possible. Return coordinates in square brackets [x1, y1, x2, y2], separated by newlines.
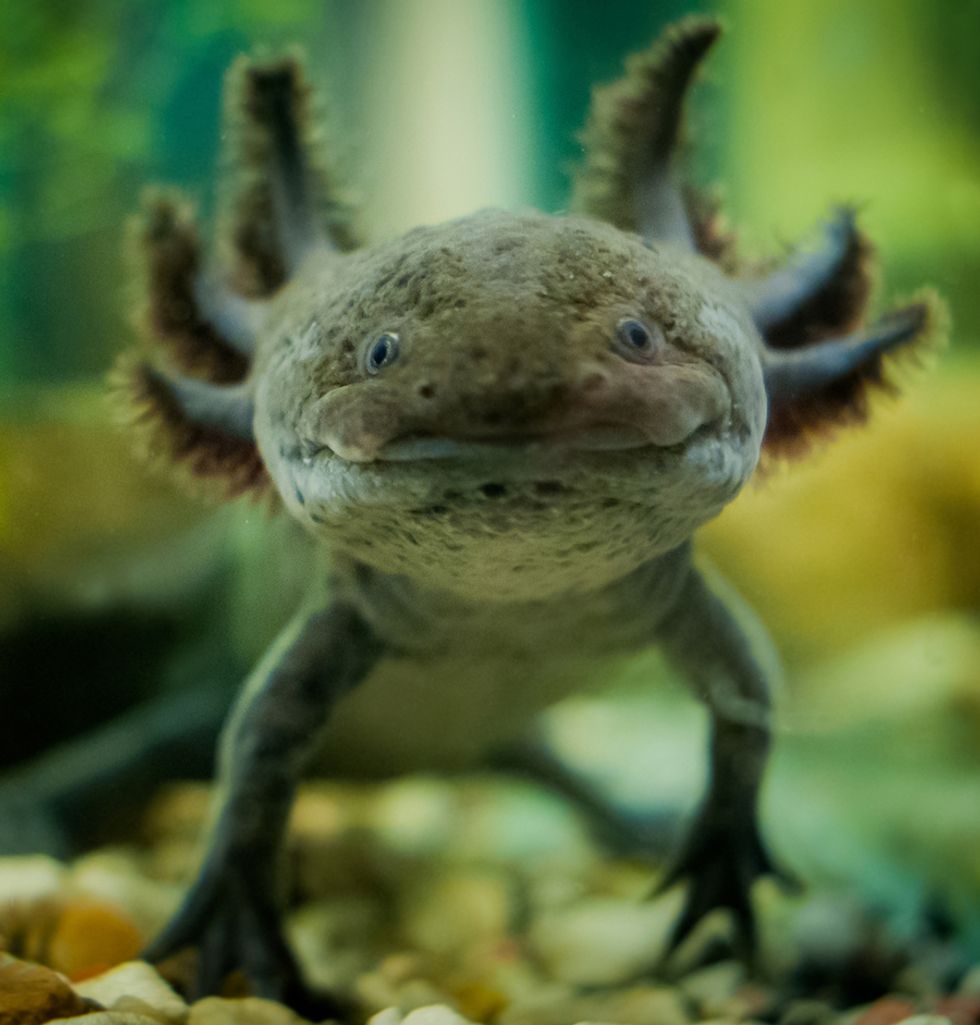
[283, 414, 733, 527]
[288, 425, 668, 513]
[374, 425, 655, 462]
[363, 425, 724, 514]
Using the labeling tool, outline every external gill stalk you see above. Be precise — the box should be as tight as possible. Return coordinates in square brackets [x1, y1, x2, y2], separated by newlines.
[740, 206, 868, 335]
[571, 17, 721, 250]
[157, 373, 255, 441]
[239, 60, 326, 272]
[193, 280, 266, 356]
[761, 299, 941, 457]
[132, 189, 260, 381]
[763, 305, 926, 402]
[114, 357, 265, 499]
[219, 52, 357, 294]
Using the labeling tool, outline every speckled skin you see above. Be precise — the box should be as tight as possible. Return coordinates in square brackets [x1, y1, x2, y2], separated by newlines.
[256, 209, 764, 605]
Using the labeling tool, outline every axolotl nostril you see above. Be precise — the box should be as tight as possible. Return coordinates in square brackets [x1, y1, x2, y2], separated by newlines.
[114, 16, 944, 1010]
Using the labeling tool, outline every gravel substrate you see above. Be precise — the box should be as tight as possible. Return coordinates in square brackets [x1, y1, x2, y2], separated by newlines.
[0, 777, 976, 1025]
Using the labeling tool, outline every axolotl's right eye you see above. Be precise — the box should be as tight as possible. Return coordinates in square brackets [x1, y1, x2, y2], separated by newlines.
[363, 331, 401, 375]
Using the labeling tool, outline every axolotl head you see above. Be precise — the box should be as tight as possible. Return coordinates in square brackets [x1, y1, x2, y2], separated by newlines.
[251, 209, 764, 599]
[120, 30, 938, 602]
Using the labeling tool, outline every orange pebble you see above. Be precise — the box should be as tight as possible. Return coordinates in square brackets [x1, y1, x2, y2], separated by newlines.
[46, 900, 144, 981]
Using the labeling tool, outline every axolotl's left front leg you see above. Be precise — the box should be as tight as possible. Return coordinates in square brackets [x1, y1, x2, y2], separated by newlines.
[495, 563, 797, 963]
[144, 596, 384, 1009]
[653, 565, 799, 961]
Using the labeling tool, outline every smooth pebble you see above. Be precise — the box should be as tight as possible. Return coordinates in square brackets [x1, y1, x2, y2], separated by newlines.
[528, 897, 675, 987]
[187, 996, 312, 1024]
[0, 954, 93, 1025]
[75, 961, 188, 1025]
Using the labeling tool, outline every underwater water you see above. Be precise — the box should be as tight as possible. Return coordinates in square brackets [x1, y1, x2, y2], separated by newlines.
[1, 1, 979, 1023]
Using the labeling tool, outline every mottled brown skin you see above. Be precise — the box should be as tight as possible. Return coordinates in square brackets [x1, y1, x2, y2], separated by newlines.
[254, 209, 763, 603]
[104, 17, 942, 1012]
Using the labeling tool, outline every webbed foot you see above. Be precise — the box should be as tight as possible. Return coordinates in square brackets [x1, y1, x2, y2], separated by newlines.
[144, 854, 347, 1019]
[655, 803, 801, 968]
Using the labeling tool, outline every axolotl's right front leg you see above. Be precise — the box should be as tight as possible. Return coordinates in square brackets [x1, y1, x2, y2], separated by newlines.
[144, 596, 384, 1009]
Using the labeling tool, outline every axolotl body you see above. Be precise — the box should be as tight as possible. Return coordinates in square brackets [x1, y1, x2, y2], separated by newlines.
[252, 207, 764, 777]
[118, 18, 940, 1008]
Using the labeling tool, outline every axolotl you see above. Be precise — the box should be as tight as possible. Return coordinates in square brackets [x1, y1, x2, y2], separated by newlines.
[117, 17, 941, 1008]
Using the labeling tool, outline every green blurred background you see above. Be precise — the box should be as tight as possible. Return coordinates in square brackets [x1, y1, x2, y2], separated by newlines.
[3, 0, 980, 385]
[1, 0, 979, 935]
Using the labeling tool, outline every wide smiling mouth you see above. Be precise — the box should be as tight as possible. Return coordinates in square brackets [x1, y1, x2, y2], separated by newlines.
[297, 421, 715, 474]
[288, 421, 725, 518]
[374, 424, 653, 462]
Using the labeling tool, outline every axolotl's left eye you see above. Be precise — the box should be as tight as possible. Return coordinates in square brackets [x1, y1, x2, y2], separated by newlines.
[613, 317, 664, 364]
[363, 331, 401, 375]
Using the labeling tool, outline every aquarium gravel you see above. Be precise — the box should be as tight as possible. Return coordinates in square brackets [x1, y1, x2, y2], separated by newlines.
[0, 777, 977, 1025]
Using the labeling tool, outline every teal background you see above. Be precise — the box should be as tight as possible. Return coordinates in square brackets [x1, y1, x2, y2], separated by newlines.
[3, 1, 977, 387]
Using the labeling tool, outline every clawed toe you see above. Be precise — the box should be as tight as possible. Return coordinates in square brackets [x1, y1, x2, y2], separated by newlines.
[661, 856, 758, 965]
[654, 811, 801, 969]
[144, 860, 337, 1013]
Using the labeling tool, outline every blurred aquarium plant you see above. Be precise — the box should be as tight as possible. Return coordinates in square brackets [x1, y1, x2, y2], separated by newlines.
[0, 0, 979, 943]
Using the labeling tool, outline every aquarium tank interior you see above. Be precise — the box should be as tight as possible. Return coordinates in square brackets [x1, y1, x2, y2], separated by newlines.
[1, 2, 979, 1024]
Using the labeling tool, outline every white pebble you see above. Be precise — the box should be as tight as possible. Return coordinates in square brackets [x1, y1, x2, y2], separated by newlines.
[678, 960, 746, 1015]
[529, 896, 676, 986]
[187, 996, 313, 1024]
[0, 854, 65, 903]
[368, 1008, 406, 1025]
[501, 984, 688, 1025]
[74, 960, 188, 1025]
[402, 1005, 478, 1025]
[288, 896, 385, 993]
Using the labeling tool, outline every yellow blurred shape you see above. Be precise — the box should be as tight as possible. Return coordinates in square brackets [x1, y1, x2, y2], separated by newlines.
[0, 385, 210, 628]
[704, 362, 980, 659]
[790, 613, 980, 732]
